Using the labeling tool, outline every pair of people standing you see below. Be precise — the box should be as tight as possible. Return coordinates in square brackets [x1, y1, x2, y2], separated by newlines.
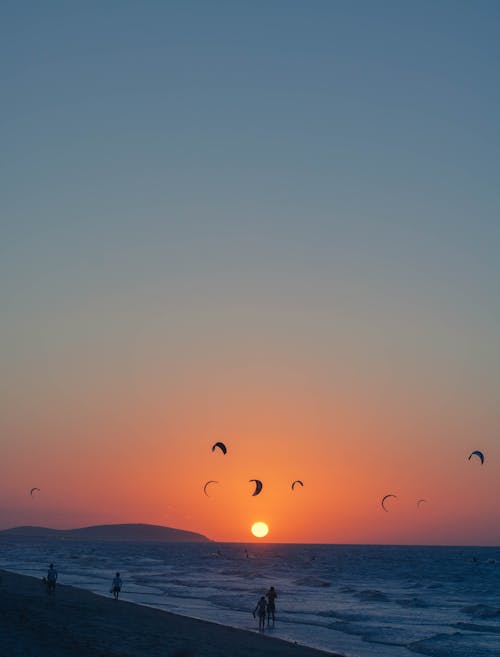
[253, 586, 277, 631]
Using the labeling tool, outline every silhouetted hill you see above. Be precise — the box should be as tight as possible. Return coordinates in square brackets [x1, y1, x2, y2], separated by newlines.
[0, 523, 211, 542]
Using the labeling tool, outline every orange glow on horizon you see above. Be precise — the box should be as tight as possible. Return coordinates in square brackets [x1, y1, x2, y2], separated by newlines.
[2, 356, 499, 545]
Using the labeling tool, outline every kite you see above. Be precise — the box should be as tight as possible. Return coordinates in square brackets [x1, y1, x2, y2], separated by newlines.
[30, 487, 40, 497]
[381, 494, 397, 512]
[291, 480, 304, 491]
[203, 480, 219, 497]
[468, 450, 484, 465]
[212, 442, 227, 455]
[249, 479, 263, 496]
[417, 499, 427, 508]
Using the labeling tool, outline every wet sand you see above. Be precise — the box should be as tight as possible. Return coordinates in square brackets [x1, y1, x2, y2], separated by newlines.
[0, 569, 340, 656]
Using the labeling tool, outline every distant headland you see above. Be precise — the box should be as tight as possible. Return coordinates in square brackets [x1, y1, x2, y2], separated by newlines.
[0, 523, 211, 542]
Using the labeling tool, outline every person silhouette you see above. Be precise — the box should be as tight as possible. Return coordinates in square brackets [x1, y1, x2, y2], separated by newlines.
[266, 586, 277, 625]
[111, 572, 123, 600]
[253, 596, 267, 631]
[46, 563, 58, 594]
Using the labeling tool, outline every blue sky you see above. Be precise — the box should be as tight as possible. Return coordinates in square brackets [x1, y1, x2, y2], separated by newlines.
[3, 1, 499, 372]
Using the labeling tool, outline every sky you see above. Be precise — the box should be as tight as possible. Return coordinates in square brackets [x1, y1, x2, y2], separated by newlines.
[1, 1, 499, 544]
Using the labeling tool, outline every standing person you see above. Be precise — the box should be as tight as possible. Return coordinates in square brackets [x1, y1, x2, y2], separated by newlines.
[266, 586, 277, 626]
[111, 572, 122, 600]
[253, 595, 267, 631]
[46, 563, 58, 594]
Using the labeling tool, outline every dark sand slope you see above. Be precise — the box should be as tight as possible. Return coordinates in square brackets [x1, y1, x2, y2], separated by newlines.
[0, 570, 339, 657]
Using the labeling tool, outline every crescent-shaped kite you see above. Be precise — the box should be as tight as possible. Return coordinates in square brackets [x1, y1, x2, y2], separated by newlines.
[249, 479, 263, 496]
[291, 480, 304, 491]
[417, 499, 427, 508]
[381, 494, 397, 512]
[30, 487, 40, 497]
[212, 442, 227, 455]
[203, 480, 219, 497]
[468, 450, 484, 465]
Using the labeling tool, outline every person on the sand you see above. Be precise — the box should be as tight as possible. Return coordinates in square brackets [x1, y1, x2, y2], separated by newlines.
[46, 563, 58, 594]
[266, 586, 277, 625]
[253, 595, 267, 631]
[111, 572, 123, 600]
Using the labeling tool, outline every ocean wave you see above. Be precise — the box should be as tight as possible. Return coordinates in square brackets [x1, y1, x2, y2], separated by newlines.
[354, 589, 389, 602]
[328, 621, 366, 636]
[293, 576, 331, 587]
[408, 631, 500, 657]
[219, 568, 259, 578]
[317, 609, 367, 622]
[361, 627, 419, 646]
[395, 596, 428, 608]
[452, 622, 500, 634]
[461, 604, 500, 619]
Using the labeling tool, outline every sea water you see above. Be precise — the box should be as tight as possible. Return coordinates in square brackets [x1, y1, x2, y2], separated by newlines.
[0, 540, 499, 657]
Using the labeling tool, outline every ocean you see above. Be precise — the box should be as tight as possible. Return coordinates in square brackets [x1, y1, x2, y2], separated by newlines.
[0, 540, 499, 657]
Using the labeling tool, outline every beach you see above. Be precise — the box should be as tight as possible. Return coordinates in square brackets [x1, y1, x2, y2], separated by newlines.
[0, 569, 337, 657]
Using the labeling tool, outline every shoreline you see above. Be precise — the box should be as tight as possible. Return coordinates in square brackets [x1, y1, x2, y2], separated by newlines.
[0, 568, 340, 657]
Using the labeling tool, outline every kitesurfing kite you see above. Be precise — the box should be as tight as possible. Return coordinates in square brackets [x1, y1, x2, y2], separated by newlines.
[417, 499, 427, 508]
[468, 450, 484, 465]
[30, 487, 40, 497]
[212, 442, 227, 455]
[203, 480, 218, 497]
[291, 480, 304, 491]
[249, 479, 263, 496]
[381, 494, 397, 512]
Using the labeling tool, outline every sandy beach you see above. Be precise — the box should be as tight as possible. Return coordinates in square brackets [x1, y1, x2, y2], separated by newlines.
[0, 569, 339, 657]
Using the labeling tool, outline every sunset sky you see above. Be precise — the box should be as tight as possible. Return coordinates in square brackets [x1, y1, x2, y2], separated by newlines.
[2, 2, 499, 544]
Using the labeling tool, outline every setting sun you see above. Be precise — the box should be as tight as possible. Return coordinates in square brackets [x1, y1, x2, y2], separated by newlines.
[251, 521, 269, 538]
